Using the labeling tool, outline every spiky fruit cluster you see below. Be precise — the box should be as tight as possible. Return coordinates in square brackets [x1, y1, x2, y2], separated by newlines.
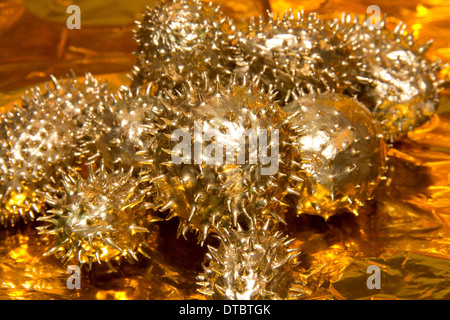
[76, 85, 158, 173]
[0, 74, 110, 227]
[339, 13, 442, 141]
[238, 10, 366, 105]
[283, 93, 387, 219]
[237, 10, 442, 140]
[37, 165, 156, 269]
[138, 78, 304, 243]
[21, 73, 111, 124]
[130, 0, 243, 90]
[197, 220, 300, 300]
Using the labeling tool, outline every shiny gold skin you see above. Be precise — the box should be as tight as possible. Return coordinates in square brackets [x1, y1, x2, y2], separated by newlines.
[238, 10, 366, 105]
[0, 74, 109, 227]
[37, 165, 156, 269]
[238, 10, 442, 140]
[76, 85, 158, 173]
[197, 220, 301, 300]
[138, 78, 302, 243]
[130, 0, 243, 90]
[284, 93, 387, 219]
[338, 13, 442, 141]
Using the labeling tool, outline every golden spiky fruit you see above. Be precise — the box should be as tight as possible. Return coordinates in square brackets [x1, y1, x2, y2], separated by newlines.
[21, 73, 112, 124]
[37, 165, 156, 269]
[339, 13, 442, 141]
[0, 74, 110, 227]
[197, 220, 300, 300]
[138, 78, 302, 243]
[238, 10, 366, 105]
[284, 93, 387, 219]
[76, 85, 158, 173]
[130, 0, 243, 90]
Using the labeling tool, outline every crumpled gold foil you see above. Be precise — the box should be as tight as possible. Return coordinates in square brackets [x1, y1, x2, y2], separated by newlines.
[1, 0, 450, 300]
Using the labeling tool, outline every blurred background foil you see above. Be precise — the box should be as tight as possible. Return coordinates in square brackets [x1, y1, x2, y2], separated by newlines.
[0, 0, 450, 300]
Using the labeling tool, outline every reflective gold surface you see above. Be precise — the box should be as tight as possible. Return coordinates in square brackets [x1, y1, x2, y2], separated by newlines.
[1, 0, 450, 300]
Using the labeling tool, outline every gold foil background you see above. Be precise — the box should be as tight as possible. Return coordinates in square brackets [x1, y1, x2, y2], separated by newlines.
[1, 0, 450, 300]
